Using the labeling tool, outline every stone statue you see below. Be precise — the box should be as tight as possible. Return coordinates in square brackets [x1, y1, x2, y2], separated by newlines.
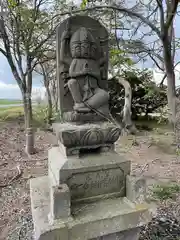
[60, 24, 109, 115]
[30, 18, 150, 240]
[57, 16, 110, 122]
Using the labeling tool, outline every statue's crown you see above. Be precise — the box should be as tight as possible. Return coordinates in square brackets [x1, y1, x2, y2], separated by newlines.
[70, 27, 96, 44]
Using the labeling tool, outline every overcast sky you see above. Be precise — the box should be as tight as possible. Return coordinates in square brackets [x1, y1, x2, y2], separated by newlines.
[0, 2, 180, 99]
[0, 54, 46, 99]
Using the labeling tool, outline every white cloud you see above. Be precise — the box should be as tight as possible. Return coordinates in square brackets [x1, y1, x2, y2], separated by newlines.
[0, 81, 46, 100]
[0, 81, 19, 89]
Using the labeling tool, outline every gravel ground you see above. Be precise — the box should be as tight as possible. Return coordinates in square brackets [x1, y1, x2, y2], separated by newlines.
[7, 213, 33, 240]
[1, 121, 180, 239]
[140, 203, 180, 240]
[0, 121, 56, 240]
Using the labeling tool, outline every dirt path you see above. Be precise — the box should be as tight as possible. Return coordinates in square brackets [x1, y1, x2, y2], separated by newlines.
[116, 130, 180, 181]
[0, 122, 57, 240]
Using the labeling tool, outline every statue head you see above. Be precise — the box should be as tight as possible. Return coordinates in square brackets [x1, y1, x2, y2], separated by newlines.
[70, 27, 98, 59]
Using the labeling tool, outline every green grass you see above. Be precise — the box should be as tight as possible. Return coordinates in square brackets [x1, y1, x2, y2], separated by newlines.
[152, 183, 180, 201]
[0, 106, 24, 121]
[0, 106, 22, 111]
[0, 99, 22, 105]
[0, 104, 59, 128]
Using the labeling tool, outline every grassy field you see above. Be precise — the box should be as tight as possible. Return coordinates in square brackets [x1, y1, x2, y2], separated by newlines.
[0, 106, 24, 120]
[0, 99, 22, 105]
[0, 104, 50, 128]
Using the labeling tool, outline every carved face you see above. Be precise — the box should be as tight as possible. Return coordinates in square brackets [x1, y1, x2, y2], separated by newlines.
[81, 42, 90, 58]
[71, 43, 81, 58]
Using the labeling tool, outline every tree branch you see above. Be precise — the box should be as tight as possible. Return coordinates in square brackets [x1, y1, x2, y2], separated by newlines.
[160, 60, 180, 86]
[149, 53, 164, 70]
[156, 0, 165, 36]
[10, 11, 24, 78]
[165, 0, 179, 29]
[52, 5, 162, 39]
[160, 73, 167, 86]
[0, 46, 7, 57]
[0, 17, 24, 92]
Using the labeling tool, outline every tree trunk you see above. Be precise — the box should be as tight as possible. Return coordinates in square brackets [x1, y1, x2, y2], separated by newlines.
[23, 92, 35, 154]
[46, 86, 53, 124]
[51, 77, 58, 112]
[166, 71, 176, 124]
[23, 94, 32, 128]
[162, 21, 180, 148]
[23, 69, 35, 155]
[174, 97, 180, 149]
[163, 38, 176, 125]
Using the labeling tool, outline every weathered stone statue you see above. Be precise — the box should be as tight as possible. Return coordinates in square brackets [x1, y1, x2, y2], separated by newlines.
[30, 15, 151, 240]
[61, 26, 109, 115]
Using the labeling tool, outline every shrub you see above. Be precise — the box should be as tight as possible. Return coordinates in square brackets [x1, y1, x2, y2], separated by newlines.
[108, 69, 167, 120]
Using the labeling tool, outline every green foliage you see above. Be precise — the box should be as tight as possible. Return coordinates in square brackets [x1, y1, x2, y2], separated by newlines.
[0, 105, 58, 128]
[7, 1, 52, 57]
[33, 105, 49, 127]
[110, 49, 125, 55]
[33, 105, 58, 128]
[7, 0, 18, 9]
[108, 69, 167, 120]
[80, 0, 88, 9]
[152, 183, 180, 201]
[110, 48, 134, 67]
[157, 105, 169, 124]
[0, 99, 22, 105]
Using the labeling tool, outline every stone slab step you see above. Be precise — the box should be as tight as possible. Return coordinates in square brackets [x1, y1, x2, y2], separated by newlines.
[30, 176, 151, 240]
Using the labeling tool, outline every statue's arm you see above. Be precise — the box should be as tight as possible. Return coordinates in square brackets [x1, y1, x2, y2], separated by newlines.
[60, 39, 69, 66]
[99, 53, 107, 81]
[99, 44, 107, 67]
[60, 30, 71, 66]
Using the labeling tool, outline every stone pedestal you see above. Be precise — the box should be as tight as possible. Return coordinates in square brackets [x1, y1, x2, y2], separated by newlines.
[50, 184, 71, 220]
[48, 147, 130, 202]
[52, 122, 121, 157]
[29, 13, 153, 240]
[30, 121, 151, 240]
[90, 228, 140, 240]
[30, 176, 150, 240]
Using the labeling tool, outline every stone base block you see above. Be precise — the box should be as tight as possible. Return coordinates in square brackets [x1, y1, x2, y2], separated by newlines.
[50, 184, 71, 220]
[126, 175, 147, 203]
[30, 176, 151, 240]
[52, 122, 121, 157]
[48, 147, 67, 187]
[58, 141, 115, 157]
[90, 227, 140, 240]
[48, 147, 130, 202]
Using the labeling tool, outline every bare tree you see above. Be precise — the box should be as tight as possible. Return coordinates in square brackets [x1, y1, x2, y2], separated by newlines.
[0, 0, 57, 154]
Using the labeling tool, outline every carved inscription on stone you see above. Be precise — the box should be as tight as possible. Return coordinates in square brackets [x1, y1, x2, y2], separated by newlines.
[68, 168, 125, 199]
